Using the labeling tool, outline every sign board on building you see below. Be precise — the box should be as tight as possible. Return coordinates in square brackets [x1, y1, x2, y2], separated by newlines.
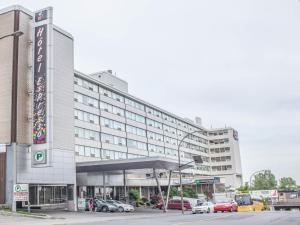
[195, 177, 220, 184]
[32, 149, 47, 165]
[33, 22, 47, 144]
[35, 9, 48, 22]
[13, 184, 29, 201]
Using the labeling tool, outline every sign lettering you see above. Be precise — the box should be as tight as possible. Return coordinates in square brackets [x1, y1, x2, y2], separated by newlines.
[33, 24, 47, 144]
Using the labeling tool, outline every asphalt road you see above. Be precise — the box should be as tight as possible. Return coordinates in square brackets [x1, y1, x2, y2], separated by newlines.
[0, 210, 300, 225]
[70, 211, 300, 225]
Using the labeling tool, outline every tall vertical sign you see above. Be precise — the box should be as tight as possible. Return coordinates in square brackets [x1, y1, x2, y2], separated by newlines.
[33, 10, 48, 144]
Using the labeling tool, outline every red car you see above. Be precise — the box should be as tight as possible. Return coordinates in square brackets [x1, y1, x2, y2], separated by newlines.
[214, 200, 238, 212]
[156, 199, 192, 210]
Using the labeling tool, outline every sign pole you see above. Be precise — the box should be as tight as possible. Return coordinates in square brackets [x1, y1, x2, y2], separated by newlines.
[27, 201, 30, 213]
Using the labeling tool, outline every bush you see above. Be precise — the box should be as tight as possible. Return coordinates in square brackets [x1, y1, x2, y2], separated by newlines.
[129, 189, 140, 201]
[183, 187, 197, 198]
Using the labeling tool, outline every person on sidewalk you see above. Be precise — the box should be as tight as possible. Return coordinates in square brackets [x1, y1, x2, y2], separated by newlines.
[88, 198, 94, 212]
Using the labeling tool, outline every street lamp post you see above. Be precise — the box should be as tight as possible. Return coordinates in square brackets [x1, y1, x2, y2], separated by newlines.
[0, 30, 24, 212]
[0, 31, 23, 40]
[177, 130, 203, 215]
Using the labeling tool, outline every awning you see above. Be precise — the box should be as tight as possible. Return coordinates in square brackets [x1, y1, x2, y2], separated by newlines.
[76, 156, 192, 173]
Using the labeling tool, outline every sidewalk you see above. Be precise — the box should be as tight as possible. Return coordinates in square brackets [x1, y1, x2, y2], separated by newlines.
[0, 207, 180, 225]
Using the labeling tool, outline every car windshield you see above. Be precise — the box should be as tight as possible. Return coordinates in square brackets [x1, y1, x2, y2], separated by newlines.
[196, 202, 203, 206]
[235, 195, 252, 205]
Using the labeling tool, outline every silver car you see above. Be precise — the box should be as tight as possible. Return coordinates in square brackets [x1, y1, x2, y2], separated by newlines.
[192, 201, 214, 214]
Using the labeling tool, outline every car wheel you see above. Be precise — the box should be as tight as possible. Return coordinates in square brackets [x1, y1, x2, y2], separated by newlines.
[118, 207, 124, 212]
[207, 208, 210, 213]
[102, 206, 109, 212]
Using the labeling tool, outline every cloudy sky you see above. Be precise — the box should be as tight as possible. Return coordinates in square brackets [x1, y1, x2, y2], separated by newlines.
[1, 0, 299, 184]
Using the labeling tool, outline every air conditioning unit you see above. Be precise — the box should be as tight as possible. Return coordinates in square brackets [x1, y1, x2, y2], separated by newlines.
[90, 120, 94, 123]
[74, 98, 78, 102]
[117, 113, 121, 116]
[104, 109, 108, 112]
[105, 124, 109, 128]
[104, 93, 108, 97]
[118, 143, 123, 146]
[117, 128, 122, 131]
[90, 137, 95, 140]
[89, 103, 93, 107]
[105, 140, 110, 143]
[75, 134, 79, 137]
[74, 116, 78, 119]
[116, 98, 120, 102]
[89, 87, 93, 91]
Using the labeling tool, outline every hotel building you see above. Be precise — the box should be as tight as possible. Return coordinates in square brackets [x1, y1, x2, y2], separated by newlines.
[0, 5, 242, 209]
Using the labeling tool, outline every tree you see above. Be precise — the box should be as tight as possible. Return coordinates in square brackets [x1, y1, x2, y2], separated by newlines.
[169, 187, 179, 198]
[183, 186, 197, 198]
[252, 170, 277, 190]
[237, 183, 250, 193]
[279, 177, 296, 190]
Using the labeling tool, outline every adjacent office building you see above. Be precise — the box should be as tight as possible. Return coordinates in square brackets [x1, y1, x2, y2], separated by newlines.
[0, 5, 242, 209]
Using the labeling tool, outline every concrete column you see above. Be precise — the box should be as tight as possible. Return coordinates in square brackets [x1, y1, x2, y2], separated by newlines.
[103, 172, 106, 200]
[139, 186, 142, 199]
[153, 168, 166, 213]
[165, 170, 172, 211]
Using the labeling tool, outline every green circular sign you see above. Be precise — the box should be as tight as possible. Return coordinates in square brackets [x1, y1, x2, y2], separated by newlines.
[15, 185, 21, 192]
[34, 151, 44, 162]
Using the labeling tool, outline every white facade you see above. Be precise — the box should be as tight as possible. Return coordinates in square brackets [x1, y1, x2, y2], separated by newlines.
[73, 70, 243, 189]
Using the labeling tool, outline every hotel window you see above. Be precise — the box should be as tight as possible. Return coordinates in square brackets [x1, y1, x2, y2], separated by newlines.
[74, 127, 99, 141]
[163, 114, 175, 123]
[126, 125, 146, 137]
[147, 131, 163, 142]
[125, 98, 145, 111]
[99, 87, 125, 102]
[102, 149, 115, 160]
[127, 139, 147, 151]
[100, 102, 125, 117]
[146, 119, 162, 129]
[74, 76, 98, 92]
[75, 145, 85, 156]
[125, 111, 145, 124]
[74, 110, 99, 124]
[146, 107, 162, 118]
[148, 144, 164, 154]
[100, 118, 125, 131]
[74, 93, 98, 108]
[184, 152, 192, 160]
[101, 133, 126, 146]
[165, 148, 177, 157]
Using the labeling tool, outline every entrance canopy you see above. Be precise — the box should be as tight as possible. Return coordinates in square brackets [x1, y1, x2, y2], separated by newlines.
[76, 156, 191, 173]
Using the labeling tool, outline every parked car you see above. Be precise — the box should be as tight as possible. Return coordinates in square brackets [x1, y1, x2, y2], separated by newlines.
[192, 201, 214, 214]
[94, 199, 118, 212]
[156, 199, 192, 210]
[105, 200, 135, 212]
[214, 200, 238, 213]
